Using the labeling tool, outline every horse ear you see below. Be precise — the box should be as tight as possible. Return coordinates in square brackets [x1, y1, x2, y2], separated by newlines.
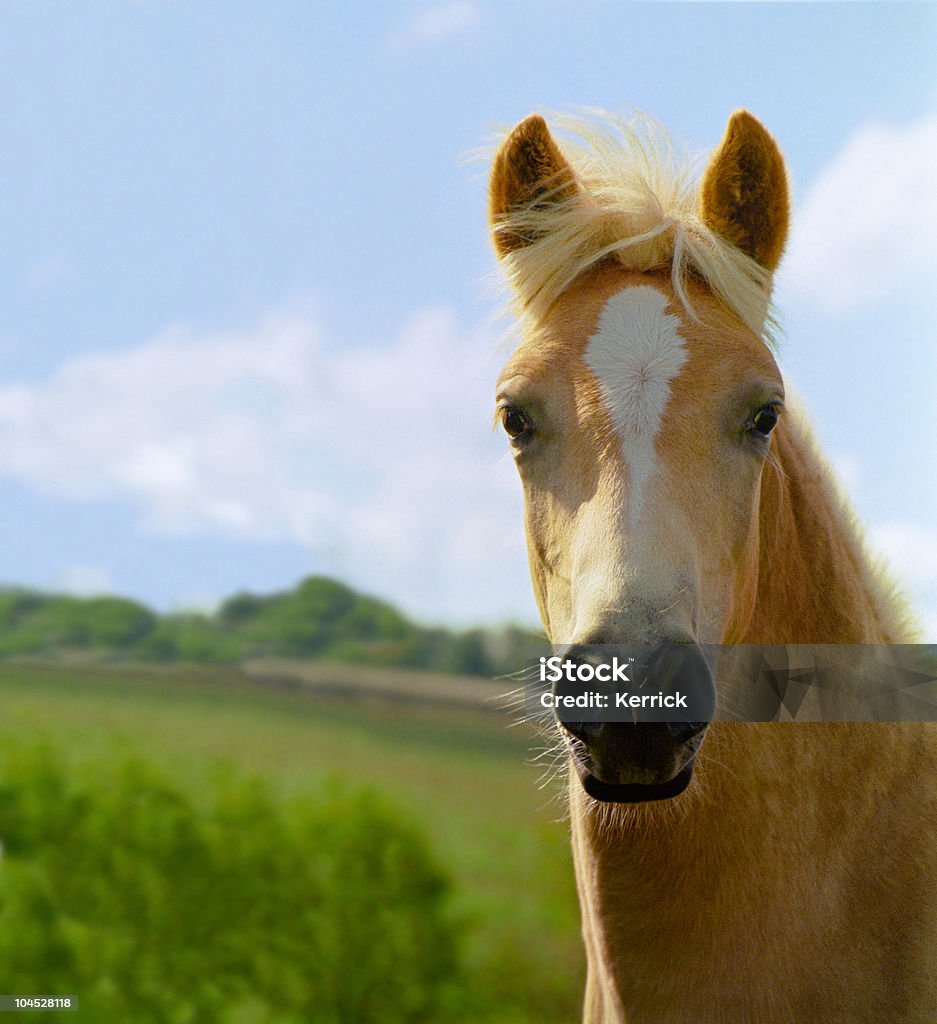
[700, 110, 789, 272]
[489, 114, 579, 258]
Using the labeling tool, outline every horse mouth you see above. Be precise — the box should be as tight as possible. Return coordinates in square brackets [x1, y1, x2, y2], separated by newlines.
[551, 638, 713, 803]
[570, 747, 696, 804]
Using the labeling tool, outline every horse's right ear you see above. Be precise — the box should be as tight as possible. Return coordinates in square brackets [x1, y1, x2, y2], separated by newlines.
[489, 114, 578, 258]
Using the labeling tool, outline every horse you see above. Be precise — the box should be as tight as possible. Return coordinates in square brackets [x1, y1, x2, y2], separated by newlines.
[487, 108, 937, 1023]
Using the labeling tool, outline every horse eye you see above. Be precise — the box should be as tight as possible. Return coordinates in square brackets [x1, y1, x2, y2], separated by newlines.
[501, 405, 533, 442]
[750, 404, 780, 439]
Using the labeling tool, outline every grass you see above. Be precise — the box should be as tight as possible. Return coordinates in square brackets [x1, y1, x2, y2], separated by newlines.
[0, 661, 584, 1023]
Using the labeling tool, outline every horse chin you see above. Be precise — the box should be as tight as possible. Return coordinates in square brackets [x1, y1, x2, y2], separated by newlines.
[572, 752, 696, 804]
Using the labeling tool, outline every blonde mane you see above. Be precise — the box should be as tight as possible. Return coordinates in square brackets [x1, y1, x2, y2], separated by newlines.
[495, 110, 780, 344]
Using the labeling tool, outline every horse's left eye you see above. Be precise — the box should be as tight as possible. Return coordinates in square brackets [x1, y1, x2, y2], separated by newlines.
[749, 404, 780, 439]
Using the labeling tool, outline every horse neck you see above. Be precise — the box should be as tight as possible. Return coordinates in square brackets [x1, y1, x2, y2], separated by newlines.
[570, 404, 923, 1018]
[728, 408, 912, 644]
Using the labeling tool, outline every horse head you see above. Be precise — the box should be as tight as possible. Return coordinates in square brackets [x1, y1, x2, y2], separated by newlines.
[490, 111, 789, 801]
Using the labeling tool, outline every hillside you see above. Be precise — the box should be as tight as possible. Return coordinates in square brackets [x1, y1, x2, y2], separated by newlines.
[0, 575, 547, 677]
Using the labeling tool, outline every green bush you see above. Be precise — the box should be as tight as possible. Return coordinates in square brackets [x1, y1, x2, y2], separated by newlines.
[0, 744, 461, 1022]
[0, 592, 156, 655]
[136, 615, 244, 663]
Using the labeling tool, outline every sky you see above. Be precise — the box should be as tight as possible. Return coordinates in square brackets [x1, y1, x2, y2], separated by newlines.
[0, 1, 935, 636]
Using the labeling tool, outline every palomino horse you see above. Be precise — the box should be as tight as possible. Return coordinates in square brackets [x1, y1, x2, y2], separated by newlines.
[488, 109, 937, 1022]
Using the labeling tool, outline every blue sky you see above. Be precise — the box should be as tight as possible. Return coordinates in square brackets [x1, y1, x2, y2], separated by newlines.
[0, 2, 934, 635]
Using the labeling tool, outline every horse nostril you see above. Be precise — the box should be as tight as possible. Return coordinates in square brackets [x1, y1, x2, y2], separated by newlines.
[549, 645, 611, 740]
[665, 721, 708, 743]
[648, 641, 716, 728]
[555, 643, 596, 665]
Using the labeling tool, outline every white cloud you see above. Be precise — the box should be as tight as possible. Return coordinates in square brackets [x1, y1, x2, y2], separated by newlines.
[870, 521, 937, 642]
[386, 2, 483, 56]
[0, 306, 534, 624]
[779, 110, 937, 312]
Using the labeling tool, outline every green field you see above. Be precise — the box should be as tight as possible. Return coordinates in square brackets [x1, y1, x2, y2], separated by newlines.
[0, 661, 583, 1023]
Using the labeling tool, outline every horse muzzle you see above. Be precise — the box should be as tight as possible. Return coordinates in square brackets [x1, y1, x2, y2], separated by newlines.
[551, 639, 716, 804]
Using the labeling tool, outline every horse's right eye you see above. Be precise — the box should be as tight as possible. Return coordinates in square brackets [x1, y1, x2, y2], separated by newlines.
[500, 405, 533, 442]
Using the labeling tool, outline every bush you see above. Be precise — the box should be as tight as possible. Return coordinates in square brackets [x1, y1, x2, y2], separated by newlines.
[136, 616, 244, 663]
[0, 744, 461, 1022]
[0, 592, 156, 655]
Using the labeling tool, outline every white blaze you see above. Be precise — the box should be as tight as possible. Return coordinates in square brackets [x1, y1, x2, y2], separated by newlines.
[584, 286, 687, 523]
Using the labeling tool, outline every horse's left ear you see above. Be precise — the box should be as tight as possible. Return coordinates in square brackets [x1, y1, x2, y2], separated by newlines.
[700, 111, 789, 272]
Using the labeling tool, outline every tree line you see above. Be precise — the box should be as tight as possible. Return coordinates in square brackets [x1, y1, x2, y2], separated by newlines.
[0, 576, 546, 677]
